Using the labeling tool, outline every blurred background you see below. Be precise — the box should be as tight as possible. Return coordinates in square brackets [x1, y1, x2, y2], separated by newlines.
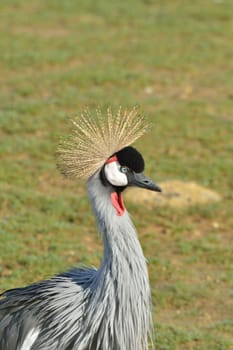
[0, 1, 232, 349]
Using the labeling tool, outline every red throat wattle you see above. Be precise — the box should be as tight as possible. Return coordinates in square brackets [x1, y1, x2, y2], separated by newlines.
[111, 192, 125, 216]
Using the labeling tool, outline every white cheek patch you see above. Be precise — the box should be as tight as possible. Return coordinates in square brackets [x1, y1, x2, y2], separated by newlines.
[104, 161, 128, 186]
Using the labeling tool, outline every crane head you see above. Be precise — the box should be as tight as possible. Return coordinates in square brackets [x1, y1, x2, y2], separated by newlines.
[100, 146, 161, 215]
[102, 146, 161, 192]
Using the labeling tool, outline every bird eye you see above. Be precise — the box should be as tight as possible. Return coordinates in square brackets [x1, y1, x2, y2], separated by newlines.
[120, 166, 129, 173]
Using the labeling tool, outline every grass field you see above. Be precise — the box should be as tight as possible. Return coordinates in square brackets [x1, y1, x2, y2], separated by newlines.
[0, 1, 232, 349]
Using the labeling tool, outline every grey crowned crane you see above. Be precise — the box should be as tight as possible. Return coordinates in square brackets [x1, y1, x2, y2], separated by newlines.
[0, 107, 161, 350]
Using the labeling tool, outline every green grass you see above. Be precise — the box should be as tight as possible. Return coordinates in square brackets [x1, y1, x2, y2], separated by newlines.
[0, 0, 232, 348]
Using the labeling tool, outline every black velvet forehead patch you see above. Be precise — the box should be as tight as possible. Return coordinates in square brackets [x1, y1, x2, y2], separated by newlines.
[116, 146, 145, 173]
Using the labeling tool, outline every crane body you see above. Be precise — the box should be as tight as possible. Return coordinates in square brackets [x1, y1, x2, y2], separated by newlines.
[0, 108, 161, 349]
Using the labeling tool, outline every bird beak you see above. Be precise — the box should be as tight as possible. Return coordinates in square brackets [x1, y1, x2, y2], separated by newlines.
[128, 172, 162, 192]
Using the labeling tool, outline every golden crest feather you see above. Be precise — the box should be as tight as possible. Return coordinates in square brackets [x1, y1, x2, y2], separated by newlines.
[57, 106, 148, 179]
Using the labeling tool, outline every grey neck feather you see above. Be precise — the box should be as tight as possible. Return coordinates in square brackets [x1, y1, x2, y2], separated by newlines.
[85, 171, 154, 350]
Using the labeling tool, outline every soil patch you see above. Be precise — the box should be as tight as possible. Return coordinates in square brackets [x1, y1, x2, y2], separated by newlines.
[125, 180, 221, 208]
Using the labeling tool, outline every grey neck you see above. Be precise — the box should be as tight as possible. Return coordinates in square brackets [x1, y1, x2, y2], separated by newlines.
[87, 171, 146, 270]
[86, 171, 153, 350]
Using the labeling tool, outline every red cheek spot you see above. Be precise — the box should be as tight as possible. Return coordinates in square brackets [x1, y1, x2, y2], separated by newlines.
[111, 192, 125, 216]
[106, 155, 118, 164]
